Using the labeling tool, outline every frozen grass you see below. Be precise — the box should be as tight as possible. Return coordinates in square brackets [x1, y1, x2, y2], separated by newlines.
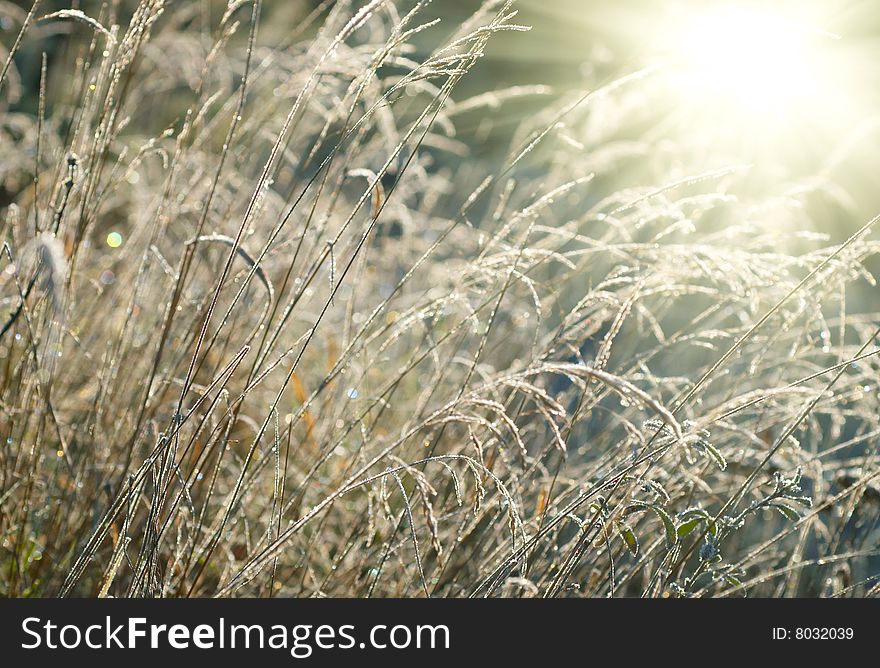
[1, 0, 879, 598]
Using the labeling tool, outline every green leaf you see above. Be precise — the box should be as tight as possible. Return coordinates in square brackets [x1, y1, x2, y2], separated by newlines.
[617, 522, 639, 556]
[677, 517, 702, 537]
[723, 574, 744, 589]
[769, 502, 800, 521]
[787, 495, 813, 508]
[626, 502, 677, 549]
[701, 441, 727, 471]
[678, 507, 710, 522]
[655, 507, 677, 548]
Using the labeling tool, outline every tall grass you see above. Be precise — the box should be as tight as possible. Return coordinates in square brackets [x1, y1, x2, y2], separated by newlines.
[1, 0, 879, 598]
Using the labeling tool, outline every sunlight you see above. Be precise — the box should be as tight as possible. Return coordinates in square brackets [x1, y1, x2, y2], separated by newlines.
[659, 5, 840, 139]
[679, 9, 814, 112]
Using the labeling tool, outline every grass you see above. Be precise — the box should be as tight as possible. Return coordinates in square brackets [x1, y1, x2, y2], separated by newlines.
[1, 0, 879, 598]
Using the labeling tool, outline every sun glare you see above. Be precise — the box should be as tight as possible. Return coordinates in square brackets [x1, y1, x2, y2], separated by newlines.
[657, 4, 844, 144]
[681, 10, 814, 111]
